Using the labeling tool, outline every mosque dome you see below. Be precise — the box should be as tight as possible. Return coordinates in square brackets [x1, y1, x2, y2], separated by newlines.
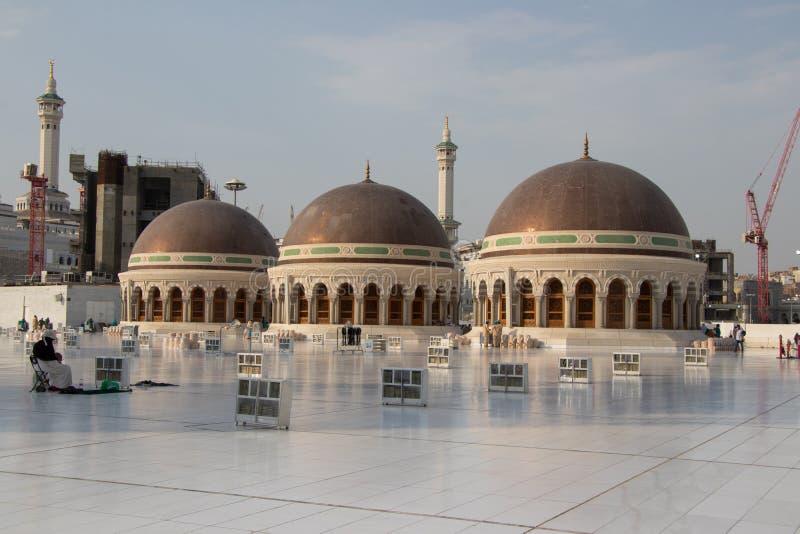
[481, 145, 692, 260]
[128, 198, 278, 269]
[280, 165, 452, 266]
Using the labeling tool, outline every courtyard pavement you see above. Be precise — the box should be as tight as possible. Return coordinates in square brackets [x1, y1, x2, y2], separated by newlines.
[1, 333, 799, 533]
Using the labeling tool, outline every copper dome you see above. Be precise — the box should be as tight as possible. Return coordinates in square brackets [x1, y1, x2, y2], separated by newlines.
[485, 159, 689, 237]
[283, 180, 450, 249]
[131, 198, 279, 257]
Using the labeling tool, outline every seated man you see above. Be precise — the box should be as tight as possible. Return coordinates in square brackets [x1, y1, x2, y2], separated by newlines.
[32, 330, 73, 389]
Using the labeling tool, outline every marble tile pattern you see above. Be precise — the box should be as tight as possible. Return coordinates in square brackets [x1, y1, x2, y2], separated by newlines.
[1, 334, 800, 532]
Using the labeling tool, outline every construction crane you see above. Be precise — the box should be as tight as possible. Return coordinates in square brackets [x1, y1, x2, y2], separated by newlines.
[20, 163, 47, 276]
[744, 107, 800, 323]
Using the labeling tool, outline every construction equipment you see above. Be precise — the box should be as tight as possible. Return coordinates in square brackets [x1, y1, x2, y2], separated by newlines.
[20, 163, 47, 276]
[744, 107, 800, 323]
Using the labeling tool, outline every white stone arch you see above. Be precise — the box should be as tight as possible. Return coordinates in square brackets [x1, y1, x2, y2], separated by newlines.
[634, 275, 658, 295]
[537, 274, 568, 296]
[600, 273, 635, 297]
[567, 272, 602, 297]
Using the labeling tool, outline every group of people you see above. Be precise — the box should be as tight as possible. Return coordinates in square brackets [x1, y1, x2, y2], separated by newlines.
[778, 333, 800, 359]
[30, 315, 54, 332]
[482, 320, 504, 348]
[341, 322, 362, 346]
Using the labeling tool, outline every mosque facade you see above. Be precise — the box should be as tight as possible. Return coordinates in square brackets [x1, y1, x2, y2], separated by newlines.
[465, 136, 706, 330]
[117, 194, 278, 325]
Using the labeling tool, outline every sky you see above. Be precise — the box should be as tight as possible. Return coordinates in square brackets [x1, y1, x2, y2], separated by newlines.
[2, 1, 800, 273]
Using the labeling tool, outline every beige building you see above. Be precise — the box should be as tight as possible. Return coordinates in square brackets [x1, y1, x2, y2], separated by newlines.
[268, 164, 459, 326]
[118, 196, 278, 326]
[467, 140, 706, 330]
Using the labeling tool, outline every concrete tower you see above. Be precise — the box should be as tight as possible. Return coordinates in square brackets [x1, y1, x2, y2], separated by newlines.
[436, 116, 459, 246]
[37, 60, 65, 190]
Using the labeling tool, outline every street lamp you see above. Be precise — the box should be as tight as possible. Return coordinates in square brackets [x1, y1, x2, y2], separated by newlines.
[224, 178, 247, 206]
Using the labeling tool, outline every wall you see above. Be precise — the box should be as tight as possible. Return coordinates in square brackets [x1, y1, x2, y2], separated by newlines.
[0, 284, 120, 329]
[716, 321, 800, 349]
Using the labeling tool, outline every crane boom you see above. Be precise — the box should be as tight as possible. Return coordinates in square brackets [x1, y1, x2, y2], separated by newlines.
[744, 107, 800, 323]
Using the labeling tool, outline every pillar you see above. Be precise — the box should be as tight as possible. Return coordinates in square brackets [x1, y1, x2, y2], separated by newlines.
[246, 296, 255, 322]
[205, 297, 213, 323]
[331, 296, 339, 324]
[441, 296, 450, 324]
[596, 295, 606, 328]
[423, 295, 432, 326]
[403, 296, 414, 326]
[505, 285, 513, 328]
[653, 295, 664, 329]
[354, 296, 363, 325]
[145, 293, 153, 321]
[537, 294, 546, 327]
[226, 294, 235, 323]
[379, 295, 388, 325]
[565, 295, 574, 328]
[627, 295, 638, 329]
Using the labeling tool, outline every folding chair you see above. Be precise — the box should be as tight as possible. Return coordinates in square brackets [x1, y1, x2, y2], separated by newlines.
[29, 355, 50, 392]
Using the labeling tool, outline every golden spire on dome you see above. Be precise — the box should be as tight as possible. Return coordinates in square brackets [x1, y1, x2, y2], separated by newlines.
[48, 59, 54, 79]
[580, 132, 595, 160]
[445, 115, 449, 129]
[363, 160, 373, 183]
[204, 182, 212, 199]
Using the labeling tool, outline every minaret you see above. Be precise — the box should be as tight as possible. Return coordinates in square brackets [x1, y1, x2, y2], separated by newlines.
[436, 116, 459, 246]
[37, 60, 65, 190]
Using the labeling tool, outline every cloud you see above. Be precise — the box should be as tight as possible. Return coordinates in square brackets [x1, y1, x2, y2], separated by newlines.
[299, 10, 593, 109]
[0, 5, 40, 41]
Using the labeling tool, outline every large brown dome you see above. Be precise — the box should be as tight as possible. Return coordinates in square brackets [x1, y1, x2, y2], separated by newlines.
[283, 180, 449, 249]
[485, 159, 689, 237]
[131, 198, 279, 257]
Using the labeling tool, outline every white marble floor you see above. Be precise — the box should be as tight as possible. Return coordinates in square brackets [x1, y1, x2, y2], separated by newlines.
[2, 334, 800, 533]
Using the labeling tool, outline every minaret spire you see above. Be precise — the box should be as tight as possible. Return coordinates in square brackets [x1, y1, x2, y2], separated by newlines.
[436, 116, 460, 246]
[363, 160, 374, 183]
[37, 60, 65, 189]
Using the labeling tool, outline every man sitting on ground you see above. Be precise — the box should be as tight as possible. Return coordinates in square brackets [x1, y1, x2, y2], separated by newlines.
[32, 330, 73, 390]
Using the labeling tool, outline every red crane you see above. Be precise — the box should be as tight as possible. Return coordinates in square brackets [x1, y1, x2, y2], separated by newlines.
[744, 107, 800, 323]
[20, 163, 47, 276]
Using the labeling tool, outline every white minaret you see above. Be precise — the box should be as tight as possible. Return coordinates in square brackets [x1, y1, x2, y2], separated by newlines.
[37, 60, 65, 190]
[436, 116, 459, 246]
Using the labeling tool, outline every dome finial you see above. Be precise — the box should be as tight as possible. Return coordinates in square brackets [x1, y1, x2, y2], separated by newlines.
[204, 182, 212, 199]
[580, 132, 595, 161]
[445, 115, 449, 129]
[363, 160, 374, 183]
[49, 59, 54, 79]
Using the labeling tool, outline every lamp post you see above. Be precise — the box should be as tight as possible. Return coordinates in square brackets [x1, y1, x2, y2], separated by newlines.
[224, 178, 247, 206]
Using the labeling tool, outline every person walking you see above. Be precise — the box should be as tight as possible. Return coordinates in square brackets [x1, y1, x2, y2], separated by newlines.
[482, 321, 491, 348]
[735, 326, 745, 353]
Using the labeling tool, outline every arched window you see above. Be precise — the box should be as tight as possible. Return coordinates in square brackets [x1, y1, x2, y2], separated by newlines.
[190, 287, 205, 322]
[518, 278, 536, 326]
[411, 287, 425, 325]
[314, 284, 329, 324]
[388, 284, 404, 325]
[212, 288, 227, 322]
[151, 288, 163, 322]
[338, 283, 354, 324]
[169, 288, 183, 322]
[545, 279, 564, 327]
[575, 279, 595, 328]
[607, 279, 626, 329]
[234, 289, 247, 322]
[253, 291, 264, 322]
[363, 284, 379, 325]
[295, 285, 308, 324]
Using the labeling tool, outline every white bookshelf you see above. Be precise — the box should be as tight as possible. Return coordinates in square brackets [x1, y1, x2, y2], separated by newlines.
[559, 357, 592, 383]
[684, 347, 708, 366]
[388, 336, 402, 350]
[278, 337, 294, 352]
[261, 332, 276, 346]
[365, 334, 387, 353]
[235, 377, 292, 429]
[12, 331, 21, 343]
[612, 352, 641, 376]
[23, 335, 35, 354]
[95, 356, 131, 389]
[237, 353, 263, 377]
[489, 362, 529, 393]
[311, 333, 324, 345]
[429, 336, 443, 346]
[204, 336, 222, 353]
[138, 332, 151, 349]
[121, 333, 137, 355]
[64, 329, 80, 349]
[427, 346, 451, 368]
[381, 368, 428, 406]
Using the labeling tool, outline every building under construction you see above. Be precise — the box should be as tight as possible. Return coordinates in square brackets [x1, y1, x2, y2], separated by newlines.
[70, 151, 209, 276]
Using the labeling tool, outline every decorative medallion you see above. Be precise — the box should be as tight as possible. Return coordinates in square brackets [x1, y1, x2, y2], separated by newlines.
[580, 234, 592, 243]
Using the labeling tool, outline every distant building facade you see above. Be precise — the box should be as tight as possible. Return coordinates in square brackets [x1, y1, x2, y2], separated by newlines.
[692, 239, 737, 322]
[70, 152, 208, 275]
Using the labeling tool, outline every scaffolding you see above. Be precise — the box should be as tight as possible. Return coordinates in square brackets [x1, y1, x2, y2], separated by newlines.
[21, 164, 47, 275]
